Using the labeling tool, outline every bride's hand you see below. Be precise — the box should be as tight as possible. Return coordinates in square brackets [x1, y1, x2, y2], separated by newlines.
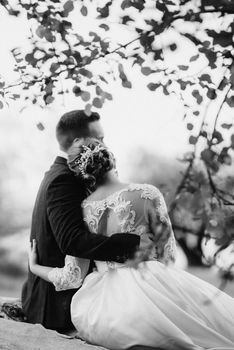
[138, 233, 154, 252]
[28, 239, 38, 269]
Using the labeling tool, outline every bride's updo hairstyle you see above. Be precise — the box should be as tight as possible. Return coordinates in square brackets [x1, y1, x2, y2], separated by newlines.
[68, 138, 115, 190]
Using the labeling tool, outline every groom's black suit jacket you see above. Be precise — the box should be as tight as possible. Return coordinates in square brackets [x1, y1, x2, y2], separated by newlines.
[22, 156, 140, 331]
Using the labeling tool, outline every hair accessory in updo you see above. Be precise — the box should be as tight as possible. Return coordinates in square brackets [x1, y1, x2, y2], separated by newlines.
[68, 138, 115, 190]
[73, 144, 105, 177]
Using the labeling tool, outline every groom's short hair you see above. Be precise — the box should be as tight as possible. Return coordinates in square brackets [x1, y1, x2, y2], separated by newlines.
[56, 110, 100, 150]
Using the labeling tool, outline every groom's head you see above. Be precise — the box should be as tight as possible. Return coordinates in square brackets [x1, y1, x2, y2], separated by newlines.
[56, 110, 104, 151]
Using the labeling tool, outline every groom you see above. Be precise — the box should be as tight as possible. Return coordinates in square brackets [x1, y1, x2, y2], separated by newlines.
[22, 110, 148, 332]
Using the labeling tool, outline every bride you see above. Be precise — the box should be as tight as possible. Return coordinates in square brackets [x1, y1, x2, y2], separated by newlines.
[29, 138, 234, 350]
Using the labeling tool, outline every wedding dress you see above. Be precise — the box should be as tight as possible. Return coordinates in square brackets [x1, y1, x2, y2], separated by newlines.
[48, 184, 234, 350]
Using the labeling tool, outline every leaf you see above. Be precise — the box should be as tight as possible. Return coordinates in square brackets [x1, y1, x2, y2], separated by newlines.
[189, 54, 199, 62]
[193, 111, 200, 116]
[37, 122, 45, 131]
[201, 149, 215, 162]
[122, 80, 132, 88]
[200, 130, 207, 138]
[63, 0, 74, 13]
[140, 33, 154, 49]
[80, 5, 88, 16]
[218, 148, 232, 165]
[221, 123, 233, 130]
[97, 1, 111, 18]
[118, 63, 131, 87]
[132, 0, 145, 11]
[201, 149, 219, 172]
[165, 0, 176, 4]
[44, 29, 55, 43]
[212, 131, 223, 144]
[25, 53, 37, 66]
[200, 74, 212, 84]
[96, 86, 103, 95]
[122, 15, 134, 25]
[99, 24, 109, 31]
[81, 91, 91, 102]
[189, 135, 198, 145]
[132, 55, 144, 66]
[154, 49, 163, 60]
[192, 90, 203, 104]
[231, 134, 234, 149]
[163, 86, 169, 96]
[84, 103, 92, 116]
[187, 123, 193, 131]
[226, 96, 234, 107]
[45, 95, 54, 104]
[35, 25, 46, 39]
[147, 83, 160, 91]
[230, 63, 234, 88]
[121, 0, 132, 9]
[104, 92, 112, 100]
[50, 63, 60, 73]
[169, 43, 177, 51]
[207, 88, 217, 100]
[0, 101, 3, 109]
[72, 86, 82, 96]
[141, 67, 154, 76]
[178, 65, 189, 71]
[93, 97, 103, 108]
[78, 68, 93, 79]
[121, 0, 145, 11]
[99, 75, 108, 84]
[12, 94, 20, 99]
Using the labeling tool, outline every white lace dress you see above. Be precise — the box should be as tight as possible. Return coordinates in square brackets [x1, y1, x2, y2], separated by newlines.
[49, 184, 234, 350]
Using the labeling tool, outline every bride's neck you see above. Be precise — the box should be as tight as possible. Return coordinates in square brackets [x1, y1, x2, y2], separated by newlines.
[102, 170, 120, 186]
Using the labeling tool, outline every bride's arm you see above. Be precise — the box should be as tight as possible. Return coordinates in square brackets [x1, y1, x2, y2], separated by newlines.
[28, 240, 85, 291]
[145, 188, 177, 264]
[28, 240, 53, 282]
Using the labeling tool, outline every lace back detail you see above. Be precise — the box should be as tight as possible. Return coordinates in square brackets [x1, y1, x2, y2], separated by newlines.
[82, 183, 177, 264]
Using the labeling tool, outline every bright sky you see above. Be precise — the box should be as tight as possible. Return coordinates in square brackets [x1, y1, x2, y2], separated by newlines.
[0, 9, 188, 159]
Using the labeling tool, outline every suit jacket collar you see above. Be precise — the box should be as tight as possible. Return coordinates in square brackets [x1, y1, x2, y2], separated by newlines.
[54, 156, 68, 166]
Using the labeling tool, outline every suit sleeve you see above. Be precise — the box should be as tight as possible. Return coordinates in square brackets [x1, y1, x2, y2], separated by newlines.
[47, 173, 140, 261]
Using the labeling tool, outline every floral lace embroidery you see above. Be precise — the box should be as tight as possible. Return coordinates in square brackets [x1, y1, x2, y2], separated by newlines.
[81, 184, 176, 263]
[82, 189, 136, 233]
[128, 183, 160, 200]
[128, 184, 169, 224]
[163, 235, 177, 264]
[135, 224, 147, 236]
[114, 198, 136, 233]
[48, 255, 82, 291]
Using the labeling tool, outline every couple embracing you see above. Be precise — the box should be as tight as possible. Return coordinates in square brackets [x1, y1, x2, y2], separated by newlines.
[22, 110, 234, 350]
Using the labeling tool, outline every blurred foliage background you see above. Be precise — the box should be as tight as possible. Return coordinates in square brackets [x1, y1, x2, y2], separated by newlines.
[1, 0, 234, 297]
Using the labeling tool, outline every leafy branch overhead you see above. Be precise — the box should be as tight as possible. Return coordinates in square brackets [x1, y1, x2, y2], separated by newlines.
[0, 0, 234, 111]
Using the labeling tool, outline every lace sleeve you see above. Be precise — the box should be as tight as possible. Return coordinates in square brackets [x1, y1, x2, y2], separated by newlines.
[48, 255, 83, 291]
[144, 185, 177, 264]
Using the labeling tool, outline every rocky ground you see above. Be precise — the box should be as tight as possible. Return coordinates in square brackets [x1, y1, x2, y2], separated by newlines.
[0, 318, 107, 350]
